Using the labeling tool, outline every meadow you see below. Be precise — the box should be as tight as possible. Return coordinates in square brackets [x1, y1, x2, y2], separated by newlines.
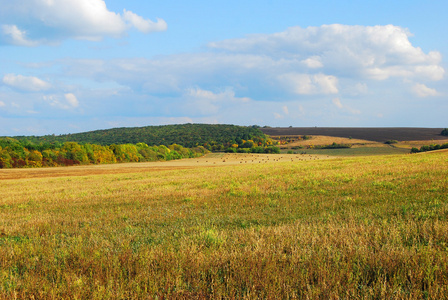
[1, 151, 448, 299]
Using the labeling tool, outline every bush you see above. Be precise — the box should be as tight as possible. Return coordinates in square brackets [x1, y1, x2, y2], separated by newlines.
[237, 148, 250, 153]
[225, 147, 237, 153]
[385, 140, 398, 144]
[264, 146, 280, 154]
[313, 143, 352, 149]
[250, 146, 265, 153]
[411, 143, 448, 153]
[410, 147, 420, 153]
[441, 128, 448, 136]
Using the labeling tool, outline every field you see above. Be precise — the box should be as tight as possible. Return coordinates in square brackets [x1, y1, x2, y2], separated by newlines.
[263, 127, 448, 156]
[261, 127, 447, 142]
[1, 151, 448, 298]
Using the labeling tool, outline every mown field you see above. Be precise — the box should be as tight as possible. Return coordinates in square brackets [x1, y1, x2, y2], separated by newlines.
[1, 151, 448, 299]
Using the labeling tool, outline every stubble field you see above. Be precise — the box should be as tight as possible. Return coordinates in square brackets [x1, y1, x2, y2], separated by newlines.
[1, 151, 448, 298]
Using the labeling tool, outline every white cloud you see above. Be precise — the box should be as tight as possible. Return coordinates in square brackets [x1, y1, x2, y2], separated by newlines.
[123, 10, 167, 34]
[3, 74, 51, 92]
[0, 0, 166, 46]
[3, 23, 444, 133]
[414, 65, 445, 81]
[412, 83, 439, 98]
[302, 56, 323, 69]
[210, 24, 444, 82]
[56, 24, 443, 105]
[332, 97, 343, 109]
[184, 87, 251, 115]
[64, 93, 79, 107]
[44, 93, 79, 109]
[1, 25, 38, 46]
[0, 100, 5, 107]
[332, 97, 361, 115]
[279, 73, 338, 95]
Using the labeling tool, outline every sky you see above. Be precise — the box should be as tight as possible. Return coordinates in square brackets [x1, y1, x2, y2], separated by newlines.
[1, 0, 447, 136]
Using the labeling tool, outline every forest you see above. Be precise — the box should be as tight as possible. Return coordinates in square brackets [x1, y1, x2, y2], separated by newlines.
[0, 124, 282, 168]
[0, 137, 208, 168]
[9, 124, 270, 152]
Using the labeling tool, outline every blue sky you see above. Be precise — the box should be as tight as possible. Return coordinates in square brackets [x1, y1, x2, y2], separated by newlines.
[1, 0, 447, 136]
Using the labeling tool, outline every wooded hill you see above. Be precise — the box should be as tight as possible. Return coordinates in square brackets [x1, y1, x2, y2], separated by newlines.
[8, 124, 269, 152]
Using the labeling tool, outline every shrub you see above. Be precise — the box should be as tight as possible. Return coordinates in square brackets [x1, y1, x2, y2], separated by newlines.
[385, 140, 398, 144]
[313, 142, 352, 149]
[225, 147, 237, 153]
[410, 147, 420, 153]
[264, 146, 280, 154]
[441, 128, 448, 136]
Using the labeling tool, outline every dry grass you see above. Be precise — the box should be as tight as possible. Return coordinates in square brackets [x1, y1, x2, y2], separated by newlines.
[274, 135, 448, 154]
[1, 152, 448, 298]
[396, 139, 448, 149]
[0, 153, 327, 180]
[272, 135, 376, 148]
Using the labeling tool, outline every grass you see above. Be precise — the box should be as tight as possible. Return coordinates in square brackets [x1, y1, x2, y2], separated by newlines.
[1, 151, 448, 298]
[292, 145, 411, 156]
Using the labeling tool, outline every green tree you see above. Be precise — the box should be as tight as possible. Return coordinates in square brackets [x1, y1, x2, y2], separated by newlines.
[442, 128, 448, 136]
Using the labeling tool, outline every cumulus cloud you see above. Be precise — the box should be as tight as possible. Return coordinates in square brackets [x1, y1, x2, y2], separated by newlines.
[53, 24, 443, 107]
[412, 83, 439, 98]
[44, 93, 79, 109]
[4, 23, 444, 131]
[279, 73, 338, 95]
[3, 74, 51, 92]
[0, 0, 167, 46]
[64, 93, 79, 107]
[184, 87, 251, 116]
[210, 24, 444, 82]
[55, 24, 445, 106]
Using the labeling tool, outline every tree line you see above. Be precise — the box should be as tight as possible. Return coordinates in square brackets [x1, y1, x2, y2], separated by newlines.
[0, 138, 208, 169]
[9, 124, 271, 152]
[410, 142, 448, 154]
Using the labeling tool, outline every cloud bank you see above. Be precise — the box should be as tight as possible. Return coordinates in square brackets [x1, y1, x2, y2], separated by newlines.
[1, 24, 446, 134]
[58, 24, 442, 103]
[0, 0, 167, 46]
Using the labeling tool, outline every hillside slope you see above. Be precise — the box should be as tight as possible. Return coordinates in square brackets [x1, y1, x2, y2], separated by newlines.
[8, 124, 266, 149]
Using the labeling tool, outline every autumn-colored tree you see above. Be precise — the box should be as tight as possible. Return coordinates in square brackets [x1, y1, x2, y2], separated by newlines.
[62, 142, 89, 164]
[91, 144, 116, 164]
[26, 150, 43, 167]
[0, 147, 12, 168]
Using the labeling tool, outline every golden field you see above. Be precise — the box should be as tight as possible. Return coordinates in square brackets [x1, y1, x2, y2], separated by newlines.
[1, 151, 448, 299]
